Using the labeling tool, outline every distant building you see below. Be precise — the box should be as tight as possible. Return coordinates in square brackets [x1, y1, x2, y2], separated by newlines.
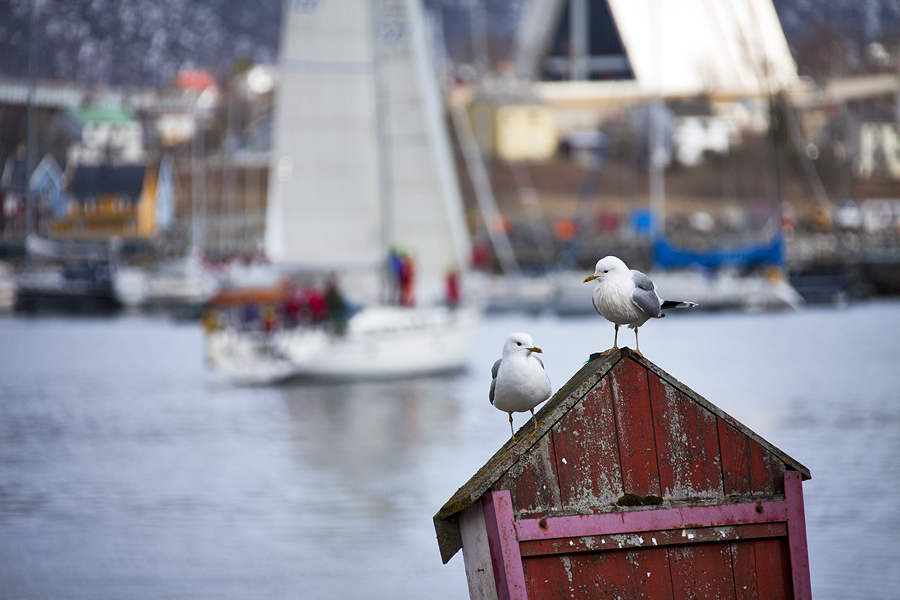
[857, 118, 900, 180]
[50, 106, 145, 166]
[469, 83, 559, 161]
[53, 157, 175, 239]
[40, 104, 177, 240]
[668, 100, 731, 167]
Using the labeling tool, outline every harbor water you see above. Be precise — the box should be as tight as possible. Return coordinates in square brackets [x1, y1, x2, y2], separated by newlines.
[1, 302, 899, 599]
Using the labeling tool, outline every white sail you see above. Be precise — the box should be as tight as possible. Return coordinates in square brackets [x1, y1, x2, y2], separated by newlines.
[266, 1, 381, 272]
[265, 0, 470, 304]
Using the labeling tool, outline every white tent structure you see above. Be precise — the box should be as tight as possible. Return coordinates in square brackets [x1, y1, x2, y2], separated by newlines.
[516, 0, 801, 99]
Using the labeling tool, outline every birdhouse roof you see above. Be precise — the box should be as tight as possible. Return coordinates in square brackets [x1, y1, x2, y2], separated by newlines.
[434, 348, 810, 564]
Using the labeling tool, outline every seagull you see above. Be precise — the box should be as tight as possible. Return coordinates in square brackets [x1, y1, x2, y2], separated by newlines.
[490, 333, 552, 436]
[584, 256, 697, 354]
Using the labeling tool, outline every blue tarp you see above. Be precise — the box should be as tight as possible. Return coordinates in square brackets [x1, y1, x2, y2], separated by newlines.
[654, 234, 784, 270]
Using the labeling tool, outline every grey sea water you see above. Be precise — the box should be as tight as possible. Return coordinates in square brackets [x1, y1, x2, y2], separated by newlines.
[0, 301, 898, 599]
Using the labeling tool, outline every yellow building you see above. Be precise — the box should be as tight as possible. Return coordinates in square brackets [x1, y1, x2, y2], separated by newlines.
[469, 86, 558, 161]
[52, 159, 175, 240]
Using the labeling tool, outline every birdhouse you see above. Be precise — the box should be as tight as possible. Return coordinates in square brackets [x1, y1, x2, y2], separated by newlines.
[434, 348, 812, 600]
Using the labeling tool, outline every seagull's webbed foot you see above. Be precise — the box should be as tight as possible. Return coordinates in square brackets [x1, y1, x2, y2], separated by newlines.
[586, 324, 622, 362]
[589, 346, 618, 362]
[530, 408, 539, 436]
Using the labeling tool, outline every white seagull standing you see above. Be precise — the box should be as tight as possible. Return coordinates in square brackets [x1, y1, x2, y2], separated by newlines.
[490, 333, 552, 436]
[584, 256, 697, 353]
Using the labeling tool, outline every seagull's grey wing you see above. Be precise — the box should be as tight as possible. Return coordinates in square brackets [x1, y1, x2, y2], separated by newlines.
[489, 358, 501, 404]
[534, 355, 544, 369]
[630, 270, 662, 317]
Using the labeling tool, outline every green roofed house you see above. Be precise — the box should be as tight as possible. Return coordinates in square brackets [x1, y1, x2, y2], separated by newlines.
[44, 106, 174, 239]
[53, 106, 146, 167]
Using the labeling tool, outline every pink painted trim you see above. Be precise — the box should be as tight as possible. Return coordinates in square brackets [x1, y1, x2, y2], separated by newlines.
[784, 471, 812, 600]
[482, 491, 528, 600]
[515, 499, 789, 542]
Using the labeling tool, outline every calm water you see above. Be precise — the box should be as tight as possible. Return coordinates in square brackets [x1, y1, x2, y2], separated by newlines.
[1, 301, 899, 599]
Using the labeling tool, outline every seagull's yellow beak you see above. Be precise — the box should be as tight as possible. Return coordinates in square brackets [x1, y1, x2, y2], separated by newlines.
[528, 346, 543, 353]
[584, 274, 599, 283]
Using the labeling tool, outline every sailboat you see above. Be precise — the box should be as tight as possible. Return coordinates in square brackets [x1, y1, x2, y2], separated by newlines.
[204, 0, 479, 382]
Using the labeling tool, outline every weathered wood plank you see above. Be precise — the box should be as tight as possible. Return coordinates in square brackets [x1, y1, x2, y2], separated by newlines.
[753, 538, 793, 600]
[609, 358, 662, 498]
[729, 540, 760, 600]
[522, 555, 571, 600]
[494, 432, 561, 518]
[552, 377, 624, 511]
[482, 491, 527, 600]
[649, 376, 724, 501]
[577, 552, 635, 599]
[629, 547, 675, 600]
[459, 502, 498, 600]
[784, 470, 813, 600]
[515, 498, 789, 542]
[518, 522, 788, 557]
[717, 418, 752, 497]
[523, 554, 629, 600]
[668, 544, 737, 600]
[748, 437, 785, 496]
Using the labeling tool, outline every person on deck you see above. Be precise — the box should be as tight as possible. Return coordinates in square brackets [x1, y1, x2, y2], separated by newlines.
[324, 277, 348, 335]
[445, 270, 460, 308]
[399, 252, 415, 307]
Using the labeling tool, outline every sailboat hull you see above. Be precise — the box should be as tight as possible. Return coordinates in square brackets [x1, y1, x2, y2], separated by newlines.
[204, 330, 300, 386]
[205, 305, 480, 383]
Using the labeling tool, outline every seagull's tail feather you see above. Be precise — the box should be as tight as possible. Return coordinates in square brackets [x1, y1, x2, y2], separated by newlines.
[661, 300, 699, 309]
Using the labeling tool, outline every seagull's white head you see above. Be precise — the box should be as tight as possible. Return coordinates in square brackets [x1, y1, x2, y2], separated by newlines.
[503, 332, 543, 358]
[584, 255, 629, 283]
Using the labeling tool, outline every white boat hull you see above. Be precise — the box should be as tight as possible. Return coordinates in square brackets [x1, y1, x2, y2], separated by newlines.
[204, 329, 300, 386]
[206, 305, 480, 383]
[0, 262, 16, 312]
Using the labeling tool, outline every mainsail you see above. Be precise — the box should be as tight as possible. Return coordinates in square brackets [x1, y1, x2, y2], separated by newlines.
[265, 0, 470, 304]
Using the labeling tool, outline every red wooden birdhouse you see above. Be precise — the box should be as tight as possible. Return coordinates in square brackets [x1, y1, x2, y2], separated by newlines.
[434, 348, 812, 600]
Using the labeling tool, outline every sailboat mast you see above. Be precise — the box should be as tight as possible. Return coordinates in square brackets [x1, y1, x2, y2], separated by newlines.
[648, 0, 665, 239]
[371, 0, 395, 303]
[26, 0, 37, 236]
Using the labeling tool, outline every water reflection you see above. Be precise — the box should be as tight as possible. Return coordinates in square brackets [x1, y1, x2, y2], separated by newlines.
[279, 377, 464, 530]
[0, 305, 898, 599]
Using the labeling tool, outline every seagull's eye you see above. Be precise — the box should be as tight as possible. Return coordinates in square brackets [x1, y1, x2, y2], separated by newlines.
[516, 342, 522, 346]
[603, 269, 609, 273]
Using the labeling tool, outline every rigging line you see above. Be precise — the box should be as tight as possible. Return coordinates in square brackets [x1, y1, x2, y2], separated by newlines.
[508, 161, 556, 272]
[372, 0, 396, 301]
[556, 132, 608, 271]
[741, 0, 780, 97]
[448, 104, 521, 276]
[778, 94, 852, 255]
[700, 0, 746, 92]
[720, 0, 787, 241]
